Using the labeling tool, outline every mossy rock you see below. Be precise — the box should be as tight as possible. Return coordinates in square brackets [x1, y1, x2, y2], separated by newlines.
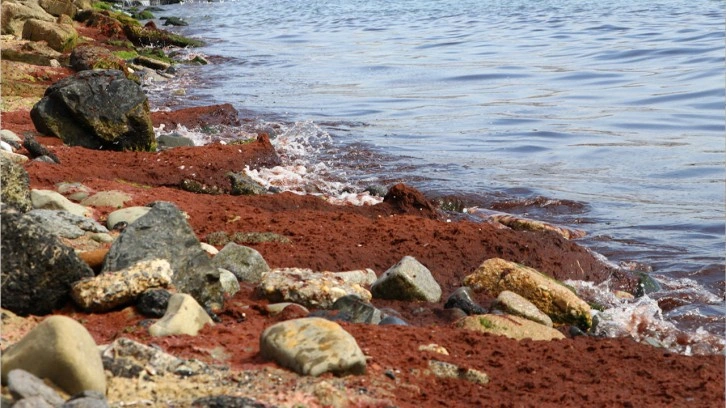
[123, 23, 204, 48]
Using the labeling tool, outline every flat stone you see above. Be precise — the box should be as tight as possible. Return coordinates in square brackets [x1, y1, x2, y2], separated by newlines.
[1, 315, 106, 395]
[456, 314, 566, 341]
[149, 293, 214, 337]
[258, 268, 373, 309]
[71, 259, 173, 312]
[31, 189, 90, 217]
[370, 256, 442, 302]
[211, 243, 270, 283]
[105, 206, 150, 230]
[331, 294, 383, 324]
[27, 209, 108, 239]
[260, 317, 366, 376]
[7, 369, 65, 406]
[463, 258, 592, 330]
[13, 396, 55, 408]
[493, 290, 553, 327]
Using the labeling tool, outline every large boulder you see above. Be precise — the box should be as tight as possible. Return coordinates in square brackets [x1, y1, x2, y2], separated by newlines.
[463, 258, 592, 330]
[1, 1, 56, 36]
[101, 201, 225, 311]
[30, 69, 156, 151]
[211, 243, 270, 283]
[21, 18, 77, 52]
[1, 155, 32, 212]
[38, 0, 76, 18]
[1, 208, 94, 315]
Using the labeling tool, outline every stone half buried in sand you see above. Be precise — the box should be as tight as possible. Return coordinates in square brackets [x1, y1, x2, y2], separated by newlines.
[0, 315, 106, 396]
[463, 258, 592, 330]
[370, 256, 442, 302]
[456, 314, 565, 341]
[258, 267, 375, 309]
[149, 293, 214, 337]
[260, 317, 366, 377]
[30, 69, 156, 151]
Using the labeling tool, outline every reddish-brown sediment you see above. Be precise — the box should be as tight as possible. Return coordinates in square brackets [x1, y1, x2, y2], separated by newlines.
[1, 17, 724, 408]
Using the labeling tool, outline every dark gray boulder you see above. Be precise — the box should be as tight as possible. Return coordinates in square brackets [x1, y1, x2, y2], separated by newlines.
[1, 208, 94, 316]
[102, 201, 224, 311]
[30, 69, 156, 151]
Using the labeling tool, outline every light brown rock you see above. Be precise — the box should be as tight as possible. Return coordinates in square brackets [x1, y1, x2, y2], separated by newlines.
[149, 293, 214, 337]
[456, 314, 566, 341]
[21, 18, 77, 52]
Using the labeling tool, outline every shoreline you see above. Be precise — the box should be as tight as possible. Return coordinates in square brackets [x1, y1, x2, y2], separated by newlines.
[1, 2, 724, 407]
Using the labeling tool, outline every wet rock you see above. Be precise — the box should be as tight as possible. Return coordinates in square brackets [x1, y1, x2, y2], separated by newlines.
[258, 268, 373, 309]
[7, 369, 65, 406]
[71, 259, 173, 312]
[22, 134, 59, 163]
[427, 360, 489, 386]
[211, 243, 270, 283]
[444, 287, 487, 315]
[102, 201, 225, 312]
[22, 18, 77, 52]
[80, 190, 132, 208]
[161, 16, 188, 26]
[191, 395, 269, 408]
[635, 272, 662, 297]
[1, 154, 32, 212]
[463, 258, 592, 330]
[228, 171, 268, 195]
[371, 256, 442, 302]
[136, 288, 172, 317]
[260, 317, 366, 376]
[492, 290, 553, 327]
[123, 19, 204, 48]
[218, 269, 241, 297]
[134, 55, 171, 71]
[488, 213, 586, 240]
[1, 316, 106, 395]
[1, 208, 93, 315]
[1, 1, 55, 37]
[456, 314, 566, 341]
[149, 293, 214, 337]
[31, 189, 90, 217]
[27, 209, 108, 239]
[383, 183, 439, 218]
[331, 294, 383, 324]
[30, 69, 156, 151]
[106, 206, 150, 229]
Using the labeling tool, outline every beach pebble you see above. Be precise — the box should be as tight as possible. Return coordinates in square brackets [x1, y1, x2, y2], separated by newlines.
[379, 316, 409, 326]
[0, 129, 22, 144]
[492, 290, 553, 327]
[13, 396, 55, 408]
[444, 287, 487, 315]
[218, 269, 241, 297]
[258, 268, 373, 309]
[136, 288, 172, 317]
[456, 314, 565, 341]
[211, 243, 270, 283]
[260, 317, 366, 376]
[1, 315, 106, 395]
[0, 149, 29, 164]
[106, 206, 151, 230]
[331, 294, 383, 324]
[371, 256, 442, 302]
[464, 258, 592, 330]
[149, 293, 214, 337]
[31, 189, 91, 217]
[7, 369, 65, 406]
[71, 259, 173, 312]
[56, 182, 92, 202]
[427, 360, 489, 386]
[63, 390, 109, 408]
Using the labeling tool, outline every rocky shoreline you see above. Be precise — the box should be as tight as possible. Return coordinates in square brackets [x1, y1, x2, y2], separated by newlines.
[1, 1, 724, 407]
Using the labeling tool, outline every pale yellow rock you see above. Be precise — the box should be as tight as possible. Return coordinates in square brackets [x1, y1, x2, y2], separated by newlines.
[0, 315, 106, 395]
[463, 258, 591, 329]
[456, 314, 566, 341]
[149, 293, 214, 337]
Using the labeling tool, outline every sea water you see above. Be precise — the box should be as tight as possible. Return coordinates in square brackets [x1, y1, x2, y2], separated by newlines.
[145, 0, 725, 353]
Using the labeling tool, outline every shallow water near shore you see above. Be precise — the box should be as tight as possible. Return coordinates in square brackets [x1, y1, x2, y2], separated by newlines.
[145, 0, 724, 351]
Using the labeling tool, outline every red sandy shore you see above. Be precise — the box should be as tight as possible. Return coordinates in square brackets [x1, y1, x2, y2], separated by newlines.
[1, 18, 724, 407]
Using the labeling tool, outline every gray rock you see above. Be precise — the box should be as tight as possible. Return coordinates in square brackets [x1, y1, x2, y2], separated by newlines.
[31, 189, 90, 217]
[13, 396, 55, 408]
[56, 182, 92, 202]
[370, 256, 442, 302]
[101, 337, 210, 379]
[71, 259, 173, 312]
[1, 316, 106, 395]
[331, 295, 382, 324]
[191, 396, 268, 408]
[258, 268, 373, 309]
[1, 155, 32, 212]
[260, 317, 366, 376]
[62, 394, 109, 408]
[7, 369, 65, 406]
[427, 360, 489, 385]
[80, 190, 132, 208]
[227, 171, 267, 195]
[378, 316, 408, 326]
[148, 293, 214, 337]
[444, 287, 488, 315]
[102, 201, 225, 311]
[0, 129, 22, 144]
[211, 243, 270, 283]
[218, 269, 240, 297]
[22, 134, 59, 163]
[1, 208, 94, 315]
[106, 206, 151, 230]
[492, 290, 553, 327]
[136, 288, 172, 317]
[27, 209, 108, 239]
[30, 69, 156, 151]
[157, 133, 195, 150]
